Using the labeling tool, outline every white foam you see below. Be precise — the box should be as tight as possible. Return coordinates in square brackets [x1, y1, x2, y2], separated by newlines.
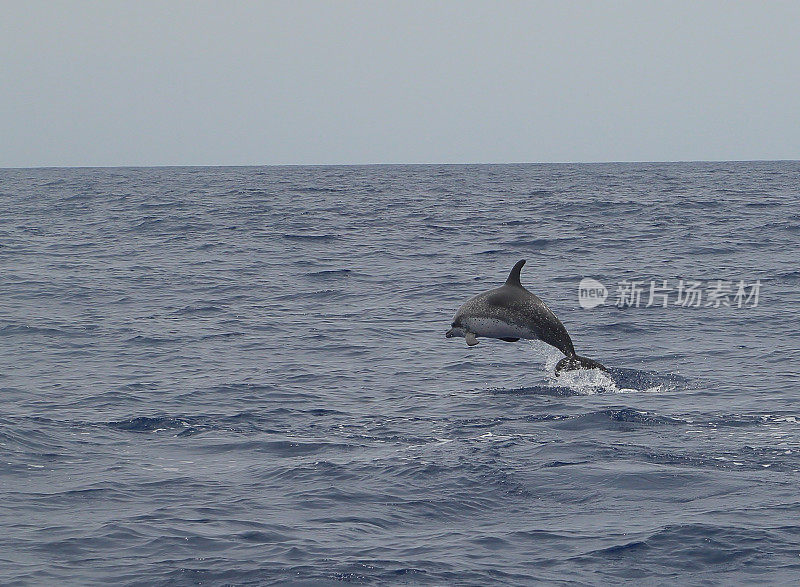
[533, 343, 663, 395]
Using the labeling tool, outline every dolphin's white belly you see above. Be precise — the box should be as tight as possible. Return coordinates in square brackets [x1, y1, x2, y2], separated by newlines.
[461, 317, 532, 340]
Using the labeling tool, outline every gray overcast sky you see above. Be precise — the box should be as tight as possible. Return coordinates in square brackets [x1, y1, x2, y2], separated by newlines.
[1, 1, 799, 167]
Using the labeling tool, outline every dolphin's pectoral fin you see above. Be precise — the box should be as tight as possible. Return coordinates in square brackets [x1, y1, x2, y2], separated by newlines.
[465, 332, 479, 346]
[500, 337, 520, 342]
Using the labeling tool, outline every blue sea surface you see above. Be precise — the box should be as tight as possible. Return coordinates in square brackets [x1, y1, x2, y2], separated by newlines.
[1, 162, 799, 585]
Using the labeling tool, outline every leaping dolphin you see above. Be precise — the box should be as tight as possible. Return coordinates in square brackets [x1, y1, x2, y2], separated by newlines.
[445, 259, 606, 375]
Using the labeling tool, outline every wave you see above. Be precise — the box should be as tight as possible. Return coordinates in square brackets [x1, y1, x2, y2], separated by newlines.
[0, 324, 77, 337]
[507, 237, 574, 249]
[125, 334, 182, 345]
[552, 408, 686, 431]
[307, 269, 352, 278]
[170, 305, 225, 316]
[281, 233, 338, 241]
[573, 523, 799, 576]
[107, 416, 194, 433]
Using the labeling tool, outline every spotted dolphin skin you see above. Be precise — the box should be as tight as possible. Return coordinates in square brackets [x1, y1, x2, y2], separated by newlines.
[445, 260, 606, 375]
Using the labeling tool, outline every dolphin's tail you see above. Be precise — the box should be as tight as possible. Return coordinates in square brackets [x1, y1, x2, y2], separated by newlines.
[555, 354, 607, 375]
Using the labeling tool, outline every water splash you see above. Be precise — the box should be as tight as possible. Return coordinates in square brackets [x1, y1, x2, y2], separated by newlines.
[534, 344, 665, 395]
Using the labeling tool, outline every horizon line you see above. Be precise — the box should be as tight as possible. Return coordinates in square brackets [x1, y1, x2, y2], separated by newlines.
[1, 158, 798, 171]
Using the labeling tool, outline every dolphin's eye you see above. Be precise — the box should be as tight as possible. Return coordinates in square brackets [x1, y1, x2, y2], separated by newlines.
[451, 322, 456, 327]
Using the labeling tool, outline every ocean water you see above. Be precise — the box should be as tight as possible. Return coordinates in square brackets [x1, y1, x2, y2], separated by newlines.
[1, 162, 799, 585]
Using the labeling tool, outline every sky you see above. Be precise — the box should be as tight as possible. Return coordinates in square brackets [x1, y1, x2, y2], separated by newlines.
[1, 1, 799, 167]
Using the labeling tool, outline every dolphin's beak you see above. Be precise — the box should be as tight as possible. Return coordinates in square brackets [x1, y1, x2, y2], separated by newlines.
[445, 328, 454, 338]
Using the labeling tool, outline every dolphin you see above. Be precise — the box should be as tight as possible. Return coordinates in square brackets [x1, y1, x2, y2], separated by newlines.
[445, 259, 606, 375]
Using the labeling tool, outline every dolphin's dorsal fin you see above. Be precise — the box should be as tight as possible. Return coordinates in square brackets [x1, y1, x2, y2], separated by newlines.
[505, 259, 526, 287]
